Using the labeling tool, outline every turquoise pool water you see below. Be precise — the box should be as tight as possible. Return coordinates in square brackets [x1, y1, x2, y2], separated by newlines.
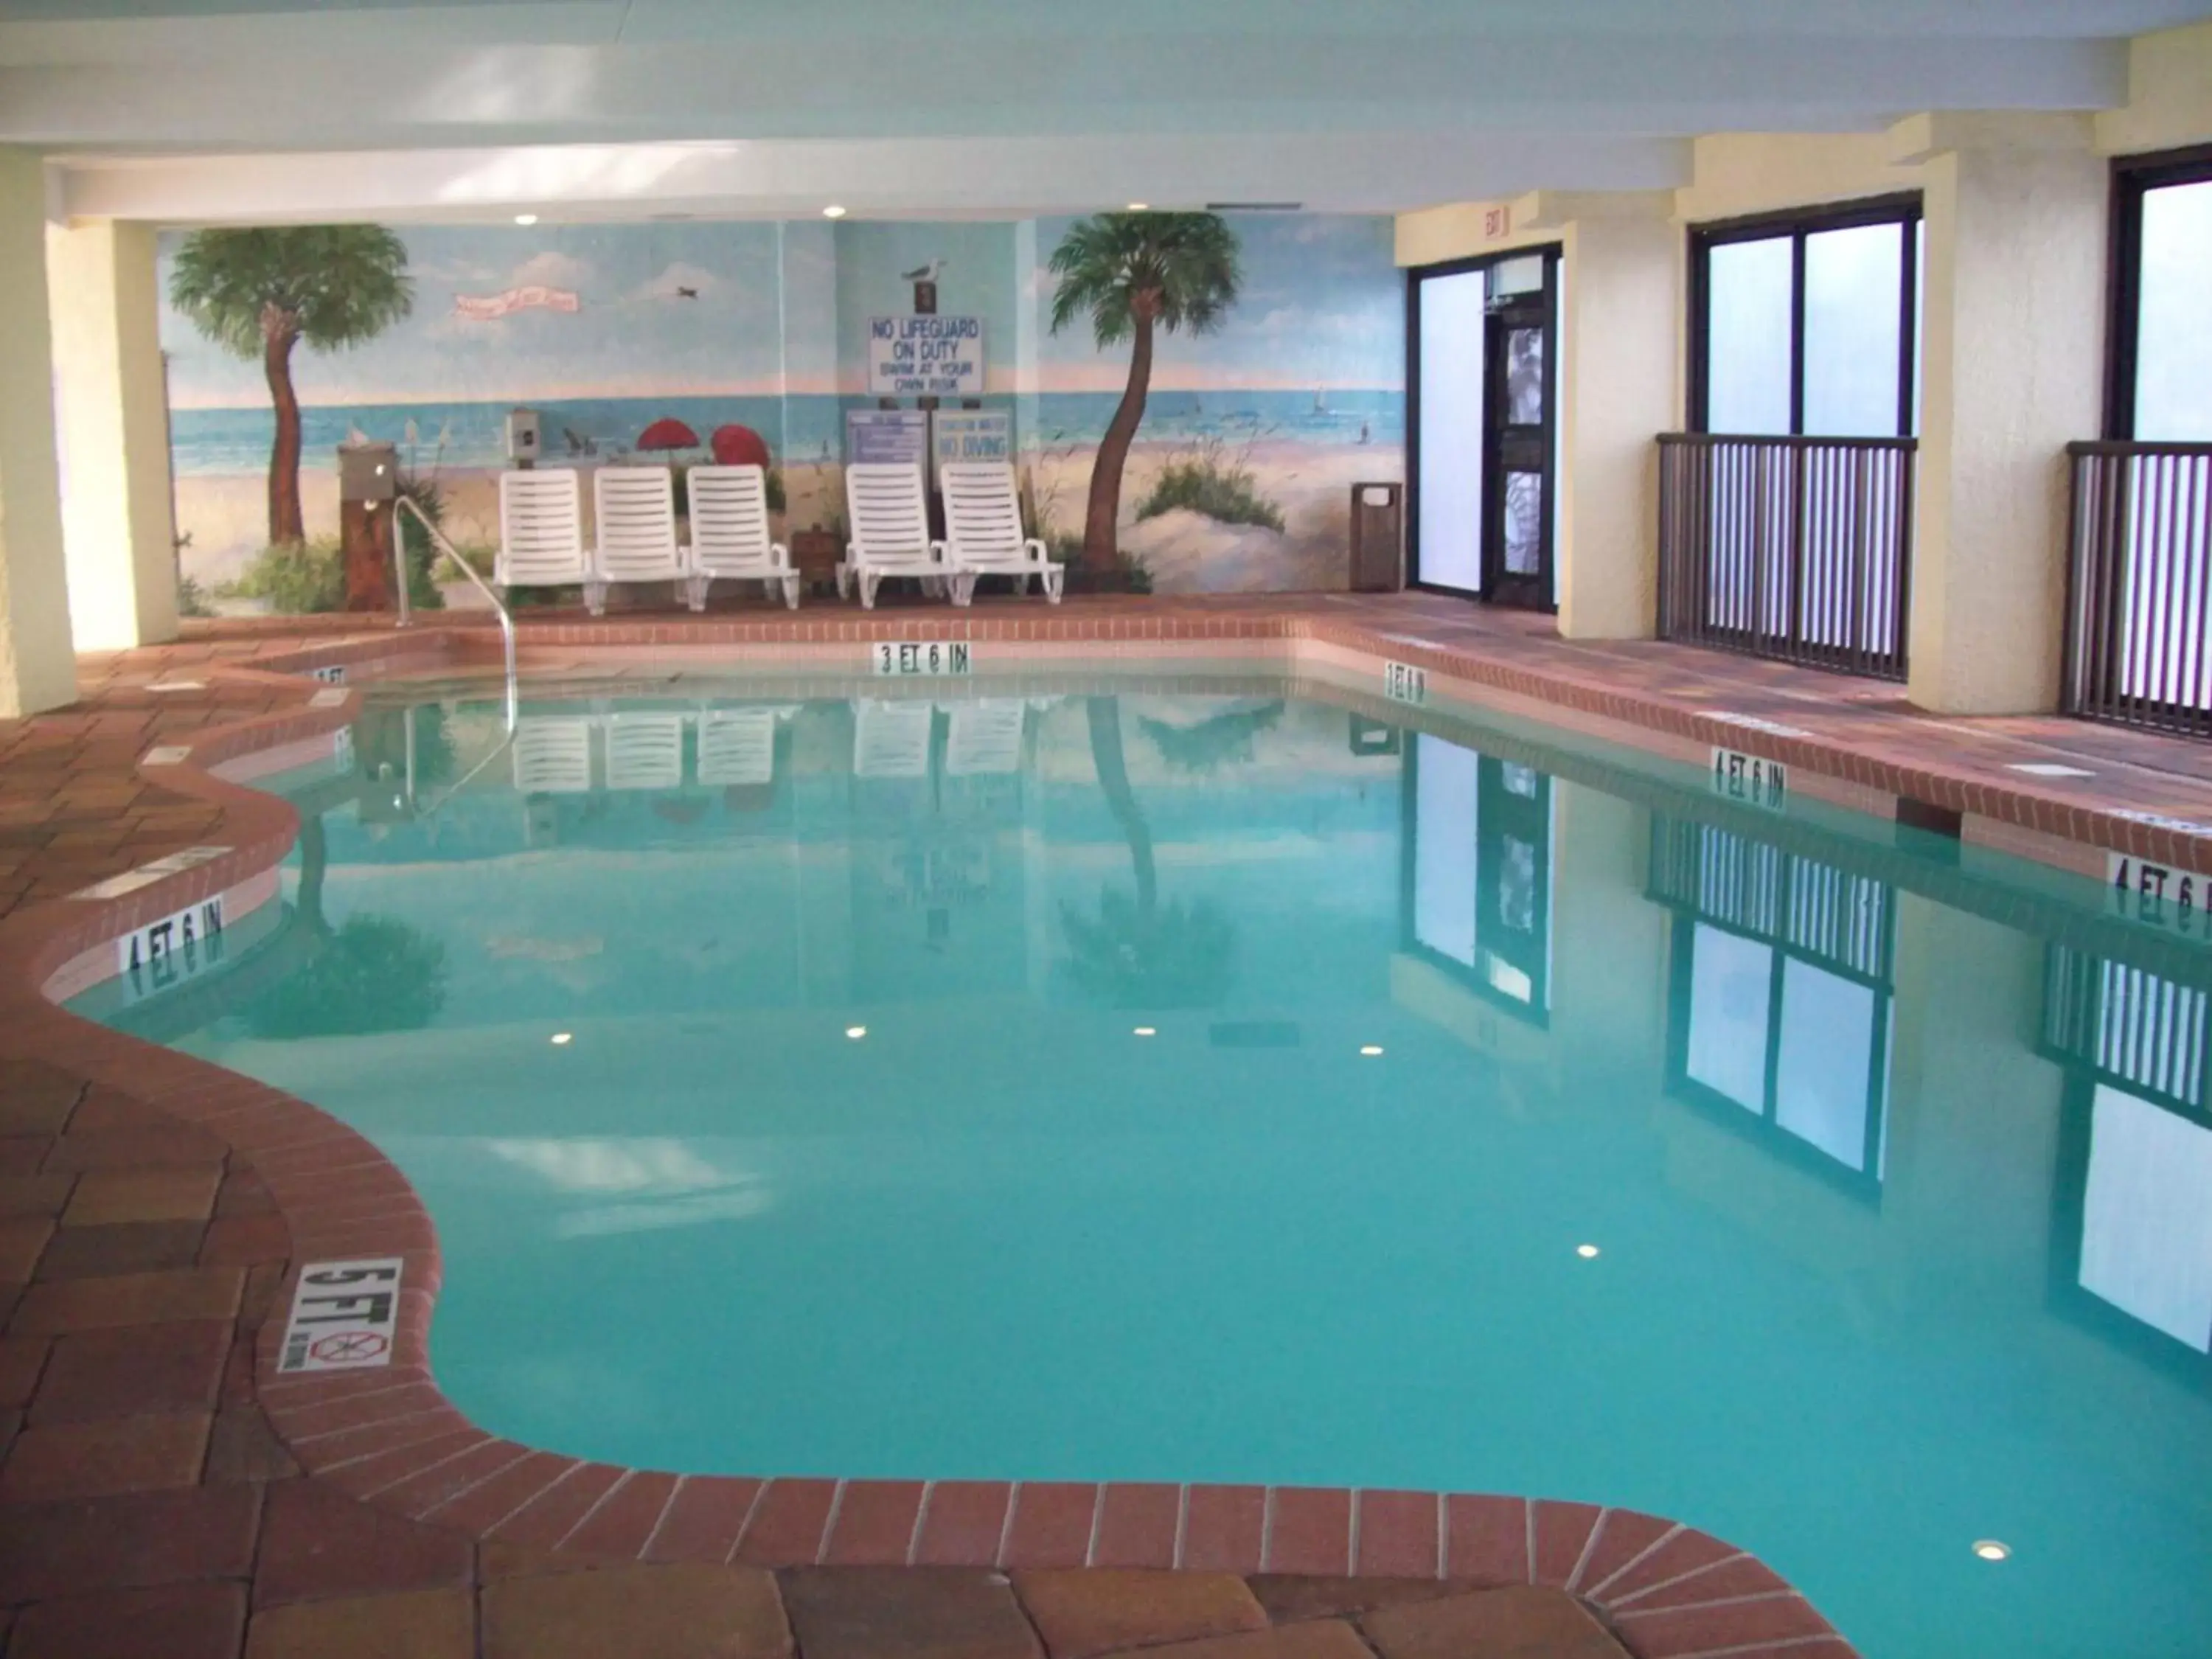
[86, 669, 2212, 1658]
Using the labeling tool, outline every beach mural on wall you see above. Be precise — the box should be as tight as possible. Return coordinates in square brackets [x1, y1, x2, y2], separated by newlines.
[159, 213, 1403, 599]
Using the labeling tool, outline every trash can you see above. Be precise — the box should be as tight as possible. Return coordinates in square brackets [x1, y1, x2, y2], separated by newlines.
[1349, 481, 1403, 592]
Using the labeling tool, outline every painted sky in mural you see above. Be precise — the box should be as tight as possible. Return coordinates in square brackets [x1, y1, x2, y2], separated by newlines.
[158, 215, 1404, 411]
[159, 223, 795, 409]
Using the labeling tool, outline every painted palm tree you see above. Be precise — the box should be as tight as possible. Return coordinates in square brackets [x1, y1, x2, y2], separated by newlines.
[1048, 213, 1241, 572]
[1061, 697, 1234, 1009]
[170, 227, 414, 546]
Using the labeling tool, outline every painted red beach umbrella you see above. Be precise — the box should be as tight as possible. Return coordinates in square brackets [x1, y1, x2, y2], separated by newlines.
[636, 417, 700, 452]
[710, 422, 771, 468]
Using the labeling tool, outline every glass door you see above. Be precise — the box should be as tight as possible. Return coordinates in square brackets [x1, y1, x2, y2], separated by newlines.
[1409, 245, 1560, 605]
[1482, 274, 1557, 608]
[1412, 268, 1489, 594]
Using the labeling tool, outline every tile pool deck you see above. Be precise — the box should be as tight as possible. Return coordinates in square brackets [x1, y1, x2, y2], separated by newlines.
[8, 591, 2212, 1658]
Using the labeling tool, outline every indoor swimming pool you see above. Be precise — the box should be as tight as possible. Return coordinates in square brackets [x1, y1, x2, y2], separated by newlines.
[80, 667, 2212, 1659]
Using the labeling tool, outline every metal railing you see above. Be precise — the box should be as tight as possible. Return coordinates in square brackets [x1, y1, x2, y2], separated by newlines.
[391, 494, 519, 814]
[1658, 433, 1916, 681]
[2063, 442, 2212, 735]
[392, 492, 518, 729]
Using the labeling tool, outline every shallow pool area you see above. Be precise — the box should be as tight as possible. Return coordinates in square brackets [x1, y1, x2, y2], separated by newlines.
[81, 665, 2212, 1659]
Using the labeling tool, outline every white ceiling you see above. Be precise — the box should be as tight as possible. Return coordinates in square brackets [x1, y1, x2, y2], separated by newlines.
[5, 0, 2205, 223]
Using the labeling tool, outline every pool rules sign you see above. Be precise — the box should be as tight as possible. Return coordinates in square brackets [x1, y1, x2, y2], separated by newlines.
[278, 1258, 403, 1373]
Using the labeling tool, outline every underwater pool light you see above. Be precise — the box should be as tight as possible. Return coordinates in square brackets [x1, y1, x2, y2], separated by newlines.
[1972, 1540, 2011, 1562]
[845, 1025, 867, 1040]
[514, 213, 539, 226]
[1577, 1244, 1601, 1259]
[1133, 1026, 1157, 1037]
[1360, 1045, 1384, 1057]
[549, 1032, 571, 1046]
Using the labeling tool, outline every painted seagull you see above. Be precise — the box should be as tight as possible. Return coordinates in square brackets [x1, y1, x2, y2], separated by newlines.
[900, 259, 945, 282]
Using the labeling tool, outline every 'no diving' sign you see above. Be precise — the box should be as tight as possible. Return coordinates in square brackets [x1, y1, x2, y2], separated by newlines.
[279, 1257, 403, 1374]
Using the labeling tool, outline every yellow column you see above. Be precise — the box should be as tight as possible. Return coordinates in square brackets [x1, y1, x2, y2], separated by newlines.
[48, 218, 178, 651]
[1550, 197, 1680, 640]
[0, 148, 77, 717]
[1899, 114, 2106, 714]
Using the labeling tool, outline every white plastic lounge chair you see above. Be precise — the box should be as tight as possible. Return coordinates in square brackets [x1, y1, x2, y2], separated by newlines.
[497, 469, 592, 607]
[695, 709, 780, 787]
[512, 717, 594, 793]
[592, 467, 687, 613]
[939, 462, 1064, 605]
[686, 465, 799, 611]
[944, 699, 1028, 776]
[838, 463, 950, 609]
[603, 712, 685, 790]
[852, 699, 935, 779]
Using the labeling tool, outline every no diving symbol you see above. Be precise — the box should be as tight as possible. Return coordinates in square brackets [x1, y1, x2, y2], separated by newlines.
[309, 1331, 388, 1364]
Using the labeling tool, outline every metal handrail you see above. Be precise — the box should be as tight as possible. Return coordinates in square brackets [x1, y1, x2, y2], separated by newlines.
[1658, 431, 1919, 453]
[2065, 439, 2212, 459]
[389, 493, 521, 817]
[392, 493, 518, 731]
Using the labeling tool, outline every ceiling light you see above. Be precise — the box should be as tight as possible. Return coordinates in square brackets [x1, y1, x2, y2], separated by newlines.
[549, 1032, 571, 1046]
[1359, 1045, 1384, 1057]
[1576, 1244, 1600, 1259]
[1972, 1540, 2011, 1562]
[514, 213, 539, 226]
[1133, 1026, 1156, 1037]
[845, 1025, 866, 1040]
[823, 205, 847, 219]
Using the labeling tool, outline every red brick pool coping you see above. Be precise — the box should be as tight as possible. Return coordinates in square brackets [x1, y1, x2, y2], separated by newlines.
[27, 592, 2212, 1657]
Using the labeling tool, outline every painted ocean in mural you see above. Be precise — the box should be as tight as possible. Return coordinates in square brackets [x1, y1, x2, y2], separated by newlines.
[168, 391, 1404, 476]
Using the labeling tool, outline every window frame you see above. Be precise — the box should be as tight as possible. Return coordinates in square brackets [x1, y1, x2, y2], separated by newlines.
[2103, 142, 2212, 440]
[1686, 192, 1923, 439]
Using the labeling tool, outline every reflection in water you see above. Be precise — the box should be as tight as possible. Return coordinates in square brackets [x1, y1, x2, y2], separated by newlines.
[2045, 946, 2212, 1354]
[1139, 700, 1285, 774]
[1652, 814, 1893, 1186]
[85, 684, 2212, 1659]
[245, 916, 448, 1039]
[1062, 696, 1236, 1009]
[1405, 733, 1551, 1019]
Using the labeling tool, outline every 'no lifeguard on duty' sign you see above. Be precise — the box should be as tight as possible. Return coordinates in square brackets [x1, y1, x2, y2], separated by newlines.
[868, 315, 984, 398]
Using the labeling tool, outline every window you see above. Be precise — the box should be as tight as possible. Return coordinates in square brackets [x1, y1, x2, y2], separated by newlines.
[2107, 145, 2212, 441]
[1689, 195, 1922, 439]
